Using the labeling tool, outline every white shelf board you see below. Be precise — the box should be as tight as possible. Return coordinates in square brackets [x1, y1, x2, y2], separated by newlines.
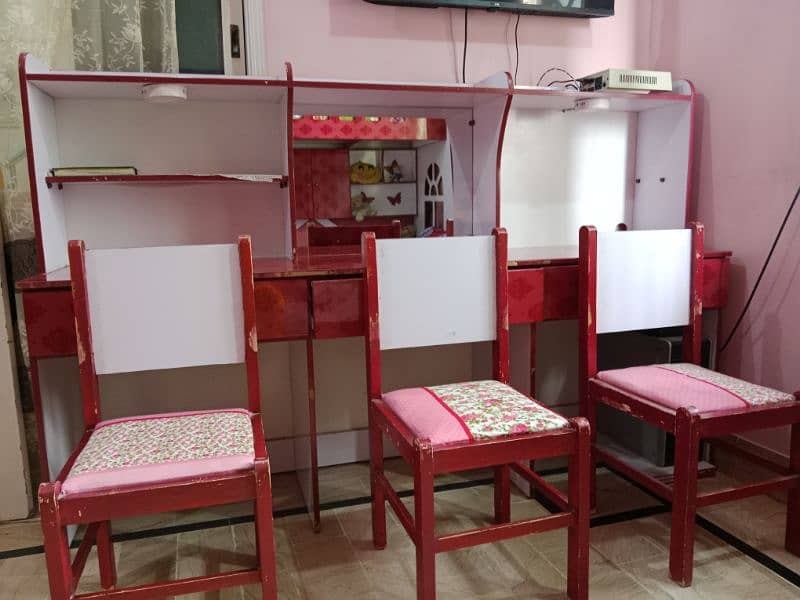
[29, 77, 288, 102]
[511, 87, 691, 113]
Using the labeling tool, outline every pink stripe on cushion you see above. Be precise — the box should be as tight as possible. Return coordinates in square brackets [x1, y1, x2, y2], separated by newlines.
[597, 366, 748, 413]
[61, 453, 253, 496]
[422, 387, 475, 442]
[94, 408, 252, 431]
[382, 387, 472, 446]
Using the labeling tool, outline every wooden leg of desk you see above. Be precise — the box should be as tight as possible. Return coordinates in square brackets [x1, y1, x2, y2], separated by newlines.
[785, 423, 800, 556]
[306, 337, 321, 532]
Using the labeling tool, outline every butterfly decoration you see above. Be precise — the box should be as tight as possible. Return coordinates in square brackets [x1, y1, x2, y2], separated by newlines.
[387, 192, 402, 206]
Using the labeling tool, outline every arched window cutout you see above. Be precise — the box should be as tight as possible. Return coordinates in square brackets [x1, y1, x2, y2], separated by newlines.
[425, 162, 443, 197]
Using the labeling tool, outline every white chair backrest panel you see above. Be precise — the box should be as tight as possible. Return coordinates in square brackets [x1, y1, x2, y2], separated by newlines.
[85, 244, 244, 374]
[596, 229, 691, 334]
[377, 236, 496, 350]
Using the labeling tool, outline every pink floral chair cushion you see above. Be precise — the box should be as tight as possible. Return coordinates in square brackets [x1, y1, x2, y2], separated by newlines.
[61, 409, 254, 496]
[596, 363, 796, 414]
[382, 380, 569, 446]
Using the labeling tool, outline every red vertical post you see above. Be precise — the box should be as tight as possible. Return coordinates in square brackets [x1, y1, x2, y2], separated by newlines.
[362, 231, 388, 553]
[567, 417, 590, 600]
[39, 483, 73, 600]
[362, 232, 382, 401]
[492, 228, 511, 519]
[305, 336, 321, 531]
[68, 240, 101, 428]
[785, 416, 800, 555]
[238, 236, 262, 414]
[370, 402, 387, 549]
[391, 219, 402, 238]
[493, 465, 511, 523]
[684, 222, 704, 365]
[96, 520, 117, 589]
[669, 406, 701, 587]
[254, 460, 278, 599]
[29, 358, 51, 482]
[445, 219, 454, 237]
[492, 228, 509, 384]
[285, 62, 298, 258]
[529, 323, 537, 395]
[414, 440, 436, 600]
[578, 226, 598, 506]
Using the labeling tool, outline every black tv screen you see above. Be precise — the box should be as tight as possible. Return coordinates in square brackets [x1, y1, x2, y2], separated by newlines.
[364, 0, 614, 18]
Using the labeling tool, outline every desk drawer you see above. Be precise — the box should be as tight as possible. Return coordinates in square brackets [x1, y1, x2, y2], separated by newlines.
[23, 290, 77, 358]
[311, 278, 364, 339]
[255, 280, 309, 340]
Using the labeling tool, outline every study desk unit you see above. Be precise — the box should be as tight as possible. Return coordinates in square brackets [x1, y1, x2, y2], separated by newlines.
[17, 53, 728, 531]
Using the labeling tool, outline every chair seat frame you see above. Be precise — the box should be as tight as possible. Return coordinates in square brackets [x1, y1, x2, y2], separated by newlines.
[578, 224, 800, 587]
[39, 236, 278, 600]
[362, 229, 591, 600]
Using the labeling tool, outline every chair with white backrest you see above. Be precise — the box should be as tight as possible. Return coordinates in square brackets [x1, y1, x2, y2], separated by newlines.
[38, 237, 277, 600]
[362, 229, 590, 600]
[578, 223, 800, 587]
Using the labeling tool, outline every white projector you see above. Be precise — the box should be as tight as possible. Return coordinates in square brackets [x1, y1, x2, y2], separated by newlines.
[578, 69, 673, 93]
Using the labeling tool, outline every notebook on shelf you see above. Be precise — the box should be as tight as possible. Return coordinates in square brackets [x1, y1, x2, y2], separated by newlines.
[49, 166, 138, 177]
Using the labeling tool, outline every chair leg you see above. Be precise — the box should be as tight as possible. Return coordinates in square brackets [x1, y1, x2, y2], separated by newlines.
[96, 520, 117, 589]
[414, 439, 436, 600]
[369, 403, 387, 550]
[254, 460, 278, 600]
[786, 423, 800, 556]
[584, 392, 598, 510]
[567, 418, 590, 600]
[494, 464, 511, 523]
[39, 483, 73, 600]
[669, 407, 701, 587]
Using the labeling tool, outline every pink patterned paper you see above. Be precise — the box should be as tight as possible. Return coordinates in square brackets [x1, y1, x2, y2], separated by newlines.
[383, 380, 568, 446]
[61, 409, 254, 495]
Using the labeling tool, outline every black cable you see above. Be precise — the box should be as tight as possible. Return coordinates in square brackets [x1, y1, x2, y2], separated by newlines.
[462, 8, 468, 84]
[536, 67, 577, 87]
[513, 13, 521, 85]
[720, 183, 800, 353]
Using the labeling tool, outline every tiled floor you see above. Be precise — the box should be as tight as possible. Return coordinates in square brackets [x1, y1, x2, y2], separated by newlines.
[0, 460, 798, 599]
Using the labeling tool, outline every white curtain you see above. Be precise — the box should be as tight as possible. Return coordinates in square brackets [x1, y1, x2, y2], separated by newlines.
[72, 0, 179, 72]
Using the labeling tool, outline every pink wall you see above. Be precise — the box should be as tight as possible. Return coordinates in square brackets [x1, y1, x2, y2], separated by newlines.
[265, 0, 800, 457]
[264, 0, 651, 84]
[650, 1, 800, 457]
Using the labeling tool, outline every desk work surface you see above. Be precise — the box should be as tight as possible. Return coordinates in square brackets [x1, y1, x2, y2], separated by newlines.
[17, 245, 732, 290]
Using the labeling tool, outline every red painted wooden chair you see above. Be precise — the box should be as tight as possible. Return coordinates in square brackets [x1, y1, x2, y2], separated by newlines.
[578, 223, 800, 587]
[38, 236, 278, 599]
[362, 228, 591, 600]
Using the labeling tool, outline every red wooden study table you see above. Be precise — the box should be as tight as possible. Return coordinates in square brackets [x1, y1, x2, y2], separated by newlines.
[18, 245, 731, 529]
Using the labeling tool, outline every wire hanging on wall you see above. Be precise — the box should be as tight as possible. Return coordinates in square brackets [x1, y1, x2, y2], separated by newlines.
[462, 8, 469, 83]
[536, 67, 580, 90]
[513, 13, 521, 85]
[720, 183, 800, 353]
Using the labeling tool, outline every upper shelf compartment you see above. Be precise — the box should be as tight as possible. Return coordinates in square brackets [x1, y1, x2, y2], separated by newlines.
[23, 64, 289, 103]
[291, 72, 514, 114]
[510, 80, 694, 112]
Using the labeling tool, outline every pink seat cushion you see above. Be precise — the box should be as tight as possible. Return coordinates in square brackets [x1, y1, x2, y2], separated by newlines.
[382, 380, 569, 446]
[596, 363, 795, 413]
[61, 409, 254, 496]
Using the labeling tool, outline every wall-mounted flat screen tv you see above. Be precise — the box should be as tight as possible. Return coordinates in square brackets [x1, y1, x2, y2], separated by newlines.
[364, 0, 614, 18]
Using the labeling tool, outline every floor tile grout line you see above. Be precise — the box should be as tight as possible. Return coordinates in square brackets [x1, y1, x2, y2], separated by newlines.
[602, 463, 800, 589]
[6, 462, 796, 593]
[0, 466, 628, 562]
